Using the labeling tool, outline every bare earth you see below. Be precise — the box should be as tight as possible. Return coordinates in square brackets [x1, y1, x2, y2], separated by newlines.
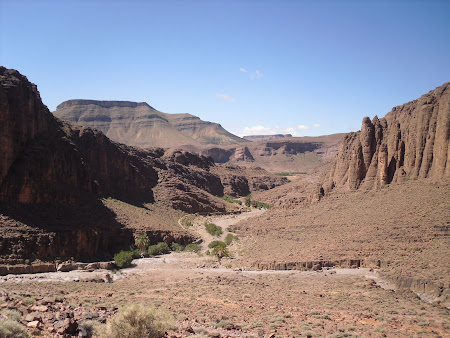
[1, 208, 449, 337]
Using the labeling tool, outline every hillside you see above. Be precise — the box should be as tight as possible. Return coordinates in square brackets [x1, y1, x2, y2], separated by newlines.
[232, 83, 450, 306]
[53, 99, 247, 148]
[1, 67, 280, 263]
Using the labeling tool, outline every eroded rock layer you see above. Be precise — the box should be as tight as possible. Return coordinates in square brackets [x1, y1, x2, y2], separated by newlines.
[325, 83, 449, 191]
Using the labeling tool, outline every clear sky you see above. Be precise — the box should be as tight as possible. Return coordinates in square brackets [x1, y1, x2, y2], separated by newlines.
[1, 0, 449, 137]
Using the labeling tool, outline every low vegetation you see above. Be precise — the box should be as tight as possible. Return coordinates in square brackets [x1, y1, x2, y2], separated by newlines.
[114, 250, 134, 268]
[148, 242, 171, 256]
[171, 242, 184, 252]
[98, 304, 169, 338]
[208, 241, 230, 259]
[185, 243, 201, 252]
[244, 194, 272, 209]
[221, 194, 242, 205]
[225, 233, 239, 245]
[0, 309, 29, 338]
[135, 233, 150, 256]
[205, 223, 223, 237]
[274, 172, 307, 176]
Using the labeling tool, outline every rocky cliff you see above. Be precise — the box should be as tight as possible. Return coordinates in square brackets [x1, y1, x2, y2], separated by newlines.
[54, 99, 247, 148]
[0, 67, 235, 262]
[324, 83, 450, 191]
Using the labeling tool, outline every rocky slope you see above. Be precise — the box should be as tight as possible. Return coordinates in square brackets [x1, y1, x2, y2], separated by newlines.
[243, 134, 293, 142]
[324, 83, 450, 191]
[0, 67, 251, 263]
[201, 134, 345, 173]
[54, 99, 247, 148]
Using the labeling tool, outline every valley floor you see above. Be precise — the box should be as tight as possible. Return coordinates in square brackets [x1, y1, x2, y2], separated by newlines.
[1, 252, 449, 337]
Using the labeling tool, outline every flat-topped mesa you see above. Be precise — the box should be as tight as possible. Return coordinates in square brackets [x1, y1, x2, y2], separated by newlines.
[57, 99, 154, 110]
[54, 99, 248, 148]
[324, 82, 450, 192]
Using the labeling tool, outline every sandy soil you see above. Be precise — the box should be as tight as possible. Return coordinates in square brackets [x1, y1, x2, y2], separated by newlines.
[1, 208, 449, 337]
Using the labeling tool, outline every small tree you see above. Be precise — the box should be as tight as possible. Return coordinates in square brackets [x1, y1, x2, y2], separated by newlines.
[244, 194, 252, 207]
[113, 251, 133, 269]
[135, 233, 150, 257]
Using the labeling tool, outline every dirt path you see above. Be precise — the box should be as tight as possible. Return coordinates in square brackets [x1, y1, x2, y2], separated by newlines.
[186, 208, 266, 249]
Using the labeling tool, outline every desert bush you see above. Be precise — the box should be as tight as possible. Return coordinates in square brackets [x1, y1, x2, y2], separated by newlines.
[244, 194, 252, 207]
[171, 242, 184, 252]
[0, 319, 29, 338]
[208, 240, 226, 249]
[221, 194, 242, 205]
[244, 194, 272, 209]
[185, 221, 193, 227]
[129, 247, 141, 259]
[185, 243, 201, 252]
[251, 200, 272, 209]
[114, 250, 133, 268]
[208, 241, 229, 259]
[205, 223, 222, 237]
[99, 304, 169, 338]
[225, 233, 238, 245]
[134, 233, 150, 255]
[0, 309, 22, 322]
[148, 242, 171, 256]
[78, 320, 102, 338]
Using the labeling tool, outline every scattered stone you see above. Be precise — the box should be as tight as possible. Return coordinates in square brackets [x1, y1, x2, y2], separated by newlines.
[27, 320, 40, 328]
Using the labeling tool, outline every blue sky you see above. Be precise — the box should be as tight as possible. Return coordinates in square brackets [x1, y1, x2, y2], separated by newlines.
[1, 0, 449, 137]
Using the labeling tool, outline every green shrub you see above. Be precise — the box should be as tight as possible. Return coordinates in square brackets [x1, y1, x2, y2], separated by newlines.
[244, 194, 272, 209]
[244, 194, 252, 207]
[0, 319, 29, 338]
[129, 247, 141, 259]
[205, 223, 222, 237]
[185, 243, 201, 252]
[99, 304, 169, 338]
[114, 250, 133, 268]
[225, 233, 239, 245]
[221, 194, 242, 205]
[208, 241, 229, 259]
[208, 240, 227, 249]
[171, 242, 184, 252]
[274, 172, 307, 176]
[135, 233, 150, 255]
[185, 221, 193, 227]
[148, 242, 171, 256]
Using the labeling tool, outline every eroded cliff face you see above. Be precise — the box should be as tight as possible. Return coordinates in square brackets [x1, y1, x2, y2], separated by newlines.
[0, 67, 232, 262]
[0, 68, 157, 204]
[325, 83, 449, 192]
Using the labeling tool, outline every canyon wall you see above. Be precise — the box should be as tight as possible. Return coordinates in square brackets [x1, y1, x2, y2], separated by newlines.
[324, 83, 449, 191]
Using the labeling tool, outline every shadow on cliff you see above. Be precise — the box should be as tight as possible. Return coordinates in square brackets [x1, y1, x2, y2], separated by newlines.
[0, 197, 135, 262]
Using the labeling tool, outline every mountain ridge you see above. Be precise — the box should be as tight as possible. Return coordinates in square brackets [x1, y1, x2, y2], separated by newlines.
[54, 99, 248, 148]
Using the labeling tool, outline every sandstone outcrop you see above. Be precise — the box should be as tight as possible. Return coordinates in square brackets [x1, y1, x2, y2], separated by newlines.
[324, 83, 450, 191]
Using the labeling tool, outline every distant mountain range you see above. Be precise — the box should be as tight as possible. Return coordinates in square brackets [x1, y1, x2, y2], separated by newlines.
[243, 134, 293, 142]
[53, 100, 247, 148]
